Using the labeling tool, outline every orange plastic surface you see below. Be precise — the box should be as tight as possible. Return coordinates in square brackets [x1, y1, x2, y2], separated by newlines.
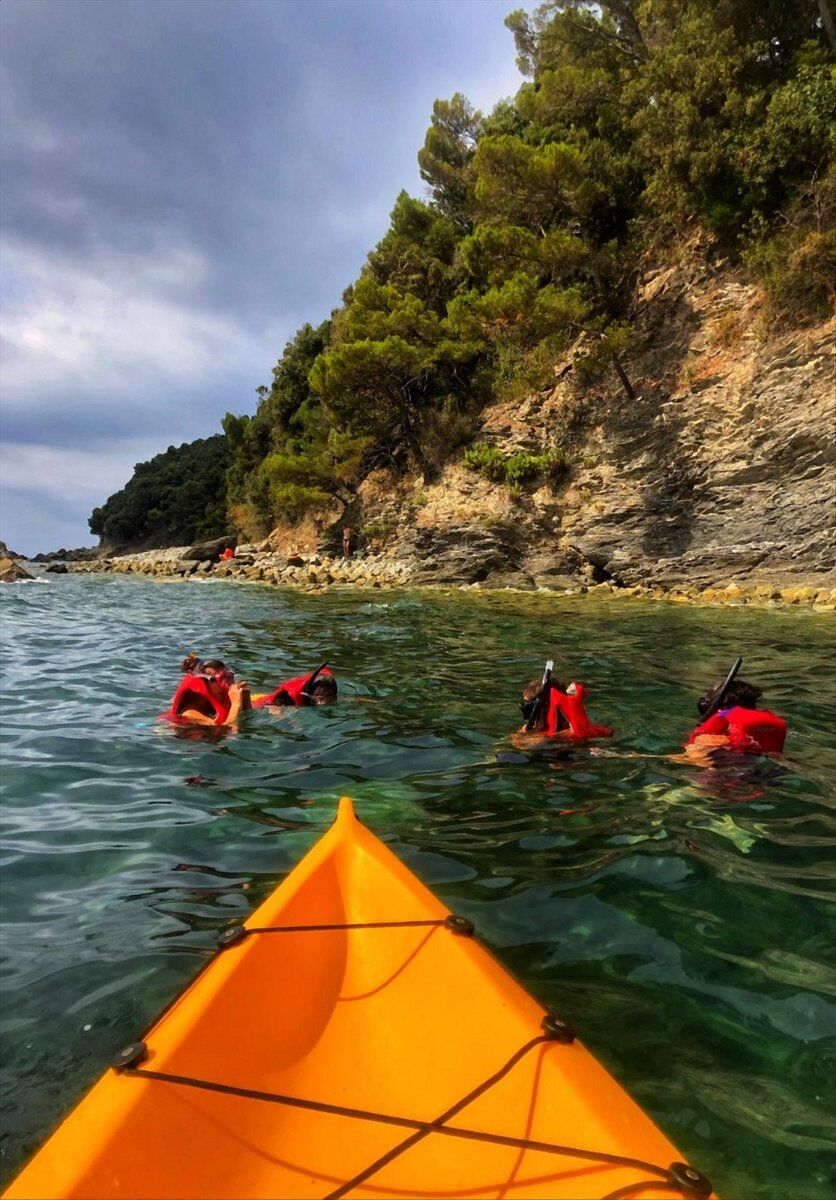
[5, 798, 713, 1200]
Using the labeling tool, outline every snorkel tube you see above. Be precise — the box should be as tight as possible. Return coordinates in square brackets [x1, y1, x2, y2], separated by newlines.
[252, 663, 336, 708]
[698, 656, 743, 720]
[523, 660, 554, 732]
[299, 662, 330, 704]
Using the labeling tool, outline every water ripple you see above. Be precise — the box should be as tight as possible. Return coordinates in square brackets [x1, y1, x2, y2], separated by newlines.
[1, 575, 834, 1199]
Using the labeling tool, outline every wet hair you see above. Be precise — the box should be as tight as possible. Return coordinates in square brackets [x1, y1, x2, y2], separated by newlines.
[181, 653, 227, 675]
[522, 676, 566, 702]
[308, 676, 338, 705]
[520, 676, 568, 732]
[699, 677, 762, 714]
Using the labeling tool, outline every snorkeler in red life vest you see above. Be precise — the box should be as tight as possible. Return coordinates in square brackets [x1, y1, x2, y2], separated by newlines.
[686, 658, 786, 760]
[251, 664, 337, 709]
[516, 660, 613, 742]
[162, 654, 337, 726]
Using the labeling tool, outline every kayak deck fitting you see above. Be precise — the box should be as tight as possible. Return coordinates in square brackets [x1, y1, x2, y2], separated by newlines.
[5, 798, 714, 1200]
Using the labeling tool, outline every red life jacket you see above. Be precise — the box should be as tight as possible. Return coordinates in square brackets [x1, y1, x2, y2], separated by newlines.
[689, 706, 786, 754]
[543, 682, 613, 740]
[252, 667, 336, 708]
[162, 675, 231, 725]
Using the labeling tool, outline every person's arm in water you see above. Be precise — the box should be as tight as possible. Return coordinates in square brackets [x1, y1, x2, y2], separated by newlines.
[670, 734, 733, 766]
[673, 707, 735, 763]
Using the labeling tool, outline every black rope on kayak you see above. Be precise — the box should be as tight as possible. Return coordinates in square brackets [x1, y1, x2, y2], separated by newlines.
[321, 1033, 557, 1200]
[602, 1182, 688, 1199]
[217, 914, 474, 946]
[319, 1016, 711, 1200]
[114, 912, 712, 1200]
[140, 917, 470, 1032]
[319, 1027, 712, 1200]
[113, 1029, 711, 1200]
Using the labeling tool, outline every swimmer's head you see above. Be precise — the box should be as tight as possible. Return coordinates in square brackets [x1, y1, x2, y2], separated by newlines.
[698, 678, 761, 715]
[519, 676, 567, 732]
[306, 676, 337, 705]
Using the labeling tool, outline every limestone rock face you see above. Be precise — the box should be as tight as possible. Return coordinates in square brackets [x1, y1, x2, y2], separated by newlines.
[559, 309, 835, 589]
[350, 253, 835, 593]
[481, 570, 536, 591]
[74, 250, 835, 602]
[403, 523, 523, 586]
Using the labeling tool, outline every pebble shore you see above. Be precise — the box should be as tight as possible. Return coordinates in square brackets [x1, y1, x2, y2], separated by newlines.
[64, 547, 836, 610]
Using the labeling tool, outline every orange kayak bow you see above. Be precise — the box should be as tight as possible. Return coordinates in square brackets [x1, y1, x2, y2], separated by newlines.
[5, 798, 714, 1200]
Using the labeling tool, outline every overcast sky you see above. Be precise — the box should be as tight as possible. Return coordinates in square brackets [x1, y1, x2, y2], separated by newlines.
[0, 0, 528, 555]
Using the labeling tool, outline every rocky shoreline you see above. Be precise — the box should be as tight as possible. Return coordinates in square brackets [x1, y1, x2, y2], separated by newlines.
[62, 544, 835, 610]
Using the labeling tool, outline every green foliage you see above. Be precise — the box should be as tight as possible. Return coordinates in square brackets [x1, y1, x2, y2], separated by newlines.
[310, 266, 487, 472]
[88, 436, 229, 548]
[574, 321, 635, 379]
[360, 517, 395, 543]
[744, 166, 836, 319]
[417, 94, 482, 226]
[224, 321, 334, 537]
[261, 430, 371, 521]
[463, 442, 568, 491]
[463, 442, 507, 480]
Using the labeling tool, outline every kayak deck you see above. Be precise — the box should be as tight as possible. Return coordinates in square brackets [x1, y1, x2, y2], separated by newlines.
[5, 798, 713, 1200]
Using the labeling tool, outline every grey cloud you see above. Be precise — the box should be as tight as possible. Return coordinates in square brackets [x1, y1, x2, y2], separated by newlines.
[1, 0, 526, 553]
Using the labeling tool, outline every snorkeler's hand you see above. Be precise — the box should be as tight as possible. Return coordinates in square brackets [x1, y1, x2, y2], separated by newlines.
[227, 681, 252, 713]
[671, 734, 731, 766]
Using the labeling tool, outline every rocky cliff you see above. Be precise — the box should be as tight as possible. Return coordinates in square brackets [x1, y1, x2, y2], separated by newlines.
[74, 248, 834, 605]
[342, 248, 835, 593]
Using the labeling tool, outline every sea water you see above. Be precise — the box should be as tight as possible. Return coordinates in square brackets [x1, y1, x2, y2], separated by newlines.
[1, 573, 834, 1198]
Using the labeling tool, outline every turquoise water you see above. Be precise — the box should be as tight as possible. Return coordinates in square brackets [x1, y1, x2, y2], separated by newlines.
[1, 574, 834, 1198]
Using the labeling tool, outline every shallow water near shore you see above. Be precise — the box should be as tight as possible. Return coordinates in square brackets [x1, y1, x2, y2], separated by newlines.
[1, 574, 834, 1198]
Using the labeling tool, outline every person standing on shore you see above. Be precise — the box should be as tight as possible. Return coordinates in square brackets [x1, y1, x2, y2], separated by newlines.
[342, 526, 354, 558]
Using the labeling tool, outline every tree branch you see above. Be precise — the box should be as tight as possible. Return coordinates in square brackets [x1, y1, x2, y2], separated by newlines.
[817, 0, 836, 50]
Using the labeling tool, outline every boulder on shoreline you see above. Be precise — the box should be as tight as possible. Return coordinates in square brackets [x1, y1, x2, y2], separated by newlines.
[183, 535, 237, 562]
[406, 523, 523, 586]
[0, 557, 36, 583]
[74, 542, 835, 610]
[30, 546, 101, 563]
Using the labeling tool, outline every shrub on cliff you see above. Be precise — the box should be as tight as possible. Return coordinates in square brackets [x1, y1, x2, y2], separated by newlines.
[464, 443, 568, 492]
